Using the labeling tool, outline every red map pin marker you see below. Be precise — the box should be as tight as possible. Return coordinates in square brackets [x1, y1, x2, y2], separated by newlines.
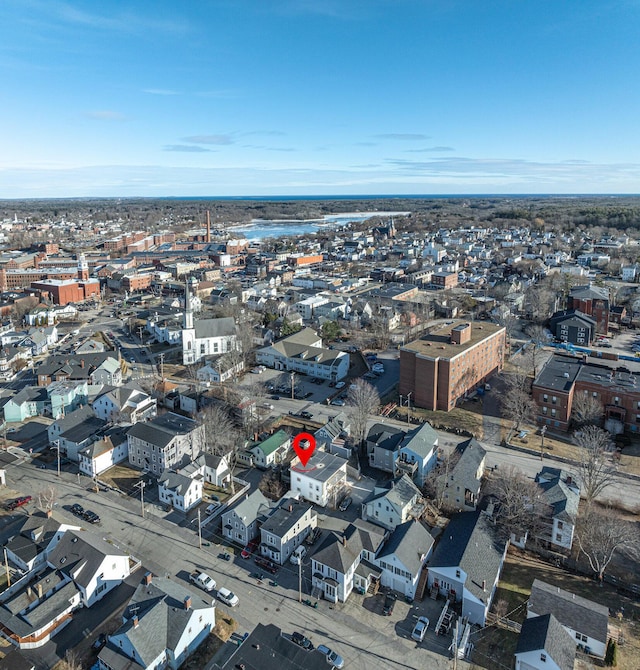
[292, 432, 316, 468]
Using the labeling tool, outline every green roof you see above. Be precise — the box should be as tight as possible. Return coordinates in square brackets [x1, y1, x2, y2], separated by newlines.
[255, 430, 290, 456]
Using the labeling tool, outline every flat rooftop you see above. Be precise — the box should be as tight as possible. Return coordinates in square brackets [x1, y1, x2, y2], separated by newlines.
[401, 320, 504, 360]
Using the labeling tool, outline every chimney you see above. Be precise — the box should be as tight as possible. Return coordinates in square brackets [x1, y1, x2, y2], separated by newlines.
[133, 614, 139, 628]
[184, 596, 192, 610]
[80, 359, 85, 368]
[45, 508, 53, 519]
[143, 572, 153, 586]
[566, 475, 572, 485]
[482, 580, 486, 592]
[288, 503, 293, 513]
[37, 583, 43, 599]
[342, 534, 347, 546]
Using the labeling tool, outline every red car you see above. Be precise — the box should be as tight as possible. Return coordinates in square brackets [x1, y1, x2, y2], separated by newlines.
[241, 540, 258, 559]
[254, 555, 279, 574]
[7, 496, 32, 511]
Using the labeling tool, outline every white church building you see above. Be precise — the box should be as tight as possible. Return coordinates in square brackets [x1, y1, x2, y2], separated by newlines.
[182, 278, 239, 365]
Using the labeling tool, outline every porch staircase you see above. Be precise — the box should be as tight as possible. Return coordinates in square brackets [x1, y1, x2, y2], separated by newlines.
[415, 565, 429, 601]
[367, 580, 380, 596]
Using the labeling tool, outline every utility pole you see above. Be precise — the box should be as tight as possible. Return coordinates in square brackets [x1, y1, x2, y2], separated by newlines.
[452, 618, 459, 670]
[137, 326, 144, 343]
[407, 392, 412, 425]
[3, 547, 10, 587]
[135, 480, 146, 518]
[540, 425, 547, 461]
[197, 508, 202, 549]
[159, 352, 165, 380]
[54, 440, 61, 478]
[298, 557, 302, 603]
[290, 371, 295, 400]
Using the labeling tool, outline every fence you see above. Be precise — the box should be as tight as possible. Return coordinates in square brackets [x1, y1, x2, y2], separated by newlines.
[486, 611, 522, 633]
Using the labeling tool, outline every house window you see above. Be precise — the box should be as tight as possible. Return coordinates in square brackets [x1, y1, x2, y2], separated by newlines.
[543, 394, 548, 402]
[555, 534, 562, 542]
[551, 396, 557, 404]
[542, 407, 548, 415]
[551, 409, 556, 417]
[614, 397, 620, 405]
[557, 521, 563, 530]
[540, 653, 547, 662]
[576, 633, 588, 642]
[455, 569, 460, 578]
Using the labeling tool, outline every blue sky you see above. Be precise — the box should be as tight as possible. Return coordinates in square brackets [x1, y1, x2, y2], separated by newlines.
[1, 0, 639, 197]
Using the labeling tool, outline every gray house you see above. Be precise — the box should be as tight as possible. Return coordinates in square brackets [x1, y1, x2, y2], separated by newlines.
[426, 510, 507, 625]
[527, 579, 609, 658]
[515, 613, 576, 670]
[366, 423, 406, 473]
[440, 437, 486, 511]
[259, 498, 317, 565]
[222, 489, 271, 546]
[127, 412, 205, 476]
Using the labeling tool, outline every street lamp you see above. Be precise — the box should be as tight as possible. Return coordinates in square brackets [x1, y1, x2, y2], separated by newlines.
[540, 425, 547, 461]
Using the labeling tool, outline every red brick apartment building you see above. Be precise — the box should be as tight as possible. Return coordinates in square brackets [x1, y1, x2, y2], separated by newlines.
[399, 321, 506, 411]
[533, 353, 640, 433]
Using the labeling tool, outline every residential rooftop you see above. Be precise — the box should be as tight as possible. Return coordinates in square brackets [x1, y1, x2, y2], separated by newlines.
[401, 320, 504, 360]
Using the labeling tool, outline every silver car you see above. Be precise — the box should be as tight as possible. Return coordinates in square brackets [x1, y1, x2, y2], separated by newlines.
[317, 644, 345, 668]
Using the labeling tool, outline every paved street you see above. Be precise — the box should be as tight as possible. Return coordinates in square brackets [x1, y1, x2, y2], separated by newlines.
[1, 457, 471, 670]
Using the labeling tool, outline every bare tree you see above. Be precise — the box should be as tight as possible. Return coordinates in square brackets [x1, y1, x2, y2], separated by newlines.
[37, 485, 58, 512]
[526, 324, 549, 378]
[500, 372, 536, 440]
[485, 466, 552, 546]
[575, 506, 640, 583]
[574, 426, 616, 508]
[524, 284, 555, 323]
[258, 468, 286, 501]
[200, 401, 248, 494]
[423, 450, 459, 511]
[346, 379, 380, 454]
[57, 649, 82, 670]
[571, 391, 604, 428]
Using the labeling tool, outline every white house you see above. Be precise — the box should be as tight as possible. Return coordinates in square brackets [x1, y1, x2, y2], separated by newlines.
[527, 579, 609, 659]
[311, 520, 388, 603]
[375, 520, 434, 599]
[3, 510, 81, 573]
[290, 451, 348, 507]
[249, 430, 291, 469]
[534, 467, 580, 552]
[47, 530, 131, 608]
[91, 385, 156, 424]
[78, 431, 129, 478]
[293, 295, 330, 320]
[99, 574, 215, 670]
[515, 614, 576, 670]
[255, 328, 350, 381]
[396, 422, 439, 486]
[178, 452, 232, 489]
[158, 470, 203, 512]
[362, 475, 425, 531]
[196, 355, 244, 384]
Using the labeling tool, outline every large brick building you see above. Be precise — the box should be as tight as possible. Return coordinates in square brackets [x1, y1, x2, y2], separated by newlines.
[567, 284, 610, 335]
[533, 352, 640, 433]
[399, 321, 506, 411]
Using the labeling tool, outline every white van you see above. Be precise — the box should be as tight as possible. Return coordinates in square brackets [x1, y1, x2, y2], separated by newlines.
[290, 545, 306, 565]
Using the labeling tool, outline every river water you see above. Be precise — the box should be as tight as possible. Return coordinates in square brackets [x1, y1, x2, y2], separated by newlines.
[227, 211, 410, 241]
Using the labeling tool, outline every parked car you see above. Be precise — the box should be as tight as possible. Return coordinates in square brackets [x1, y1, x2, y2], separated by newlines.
[83, 510, 100, 524]
[241, 540, 258, 559]
[305, 527, 322, 546]
[335, 381, 346, 389]
[92, 633, 107, 651]
[317, 644, 345, 668]
[411, 616, 429, 641]
[331, 399, 345, 406]
[254, 555, 279, 574]
[382, 592, 397, 616]
[217, 587, 239, 607]
[299, 410, 313, 419]
[338, 496, 352, 512]
[291, 632, 314, 650]
[290, 545, 306, 565]
[205, 503, 220, 515]
[190, 571, 216, 592]
[70, 503, 84, 517]
[7, 496, 32, 511]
